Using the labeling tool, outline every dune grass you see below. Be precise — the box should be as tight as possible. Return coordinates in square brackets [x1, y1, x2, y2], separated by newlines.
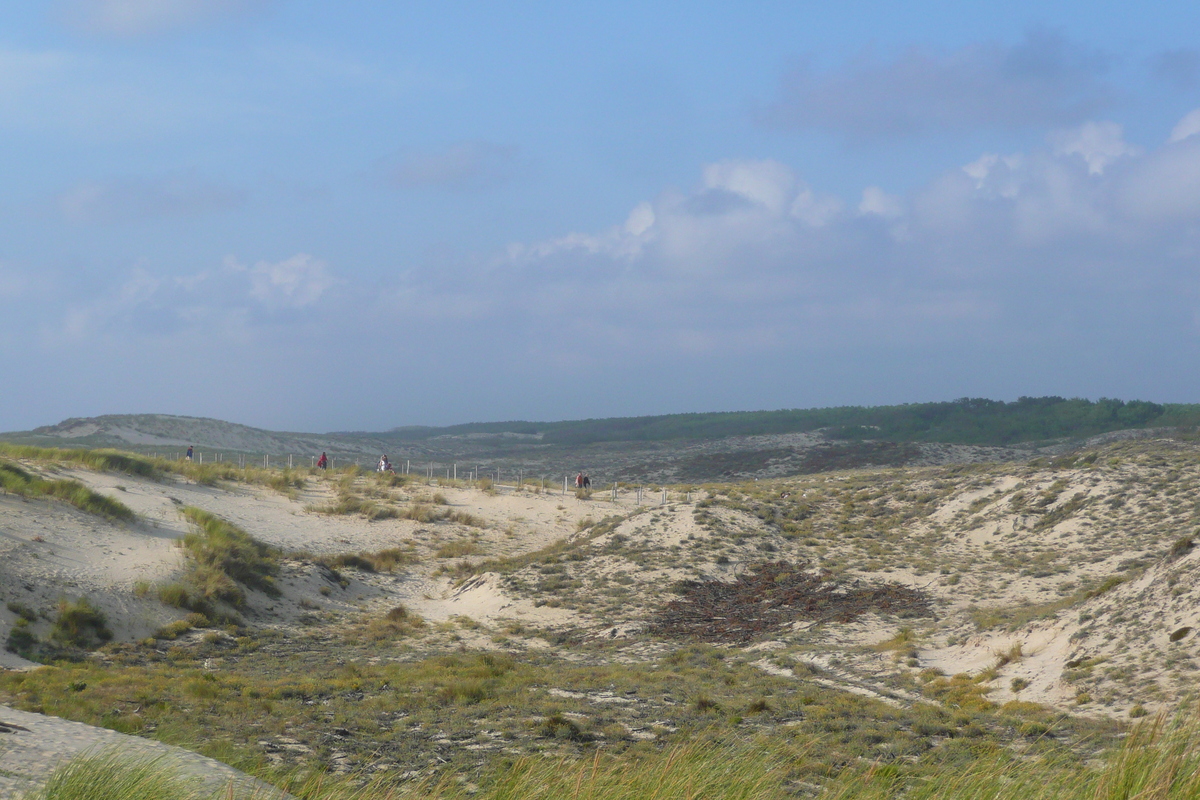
[169, 507, 281, 608]
[0, 444, 160, 478]
[26, 708, 1200, 800]
[20, 750, 221, 800]
[0, 460, 134, 521]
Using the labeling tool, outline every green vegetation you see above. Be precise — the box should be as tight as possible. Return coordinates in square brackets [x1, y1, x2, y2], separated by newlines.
[23, 750, 218, 800]
[0, 635, 1114, 793]
[317, 547, 419, 573]
[308, 492, 400, 520]
[0, 444, 159, 478]
[4, 597, 112, 663]
[27, 711, 1200, 800]
[435, 540, 486, 558]
[379, 396, 1195, 447]
[0, 460, 134, 521]
[166, 507, 281, 610]
[50, 597, 113, 649]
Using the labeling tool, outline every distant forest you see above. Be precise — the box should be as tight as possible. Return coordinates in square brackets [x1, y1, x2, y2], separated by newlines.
[382, 397, 1200, 447]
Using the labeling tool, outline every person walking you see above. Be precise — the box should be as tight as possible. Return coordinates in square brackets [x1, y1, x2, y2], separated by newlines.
[185, 445, 193, 462]
[317, 452, 328, 470]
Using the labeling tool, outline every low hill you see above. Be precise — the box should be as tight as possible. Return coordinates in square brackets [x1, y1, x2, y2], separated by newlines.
[4, 397, 1197, 482]
[378, 396, 1200, 446]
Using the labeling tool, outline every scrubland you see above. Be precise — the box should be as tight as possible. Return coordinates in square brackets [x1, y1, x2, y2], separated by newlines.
[4, 437, 1200, 798]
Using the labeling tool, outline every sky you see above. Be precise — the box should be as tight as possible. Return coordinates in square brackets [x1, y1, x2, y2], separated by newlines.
[5, 1, 1200, 432]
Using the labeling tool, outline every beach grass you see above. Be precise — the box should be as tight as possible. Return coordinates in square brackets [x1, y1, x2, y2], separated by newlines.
[0, 460, 135, 521]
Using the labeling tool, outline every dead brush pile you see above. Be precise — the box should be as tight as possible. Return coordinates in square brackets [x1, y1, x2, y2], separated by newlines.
[651, 561, 933, 644]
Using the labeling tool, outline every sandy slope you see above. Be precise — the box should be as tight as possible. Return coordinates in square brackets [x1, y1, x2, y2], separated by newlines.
[0, 464, 607, 669]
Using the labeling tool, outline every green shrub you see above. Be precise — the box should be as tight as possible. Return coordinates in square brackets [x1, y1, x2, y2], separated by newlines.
[50, 597, 112, 649]
[5, 619, 38, 658]
[363, 605, 426, 640]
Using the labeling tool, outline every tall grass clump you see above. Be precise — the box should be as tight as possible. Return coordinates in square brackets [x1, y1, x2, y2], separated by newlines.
[0, 460, 134, 521]
[176, 507, 281, 605]
[266, 469, 305, 498]
[308, 492, 399, 521]
[24, 750, 226, 800]
[446, 510, 487, 528]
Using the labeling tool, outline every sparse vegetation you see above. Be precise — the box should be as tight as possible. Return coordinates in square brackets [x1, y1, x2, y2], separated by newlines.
[12, 422, 1200, 798]
[318, 547, 419, 573]
[0, 460, 134, 521]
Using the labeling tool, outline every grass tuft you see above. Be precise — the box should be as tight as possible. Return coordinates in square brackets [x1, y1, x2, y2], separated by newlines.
[0, 460, 135, 521]
[175, 507, 281, 606]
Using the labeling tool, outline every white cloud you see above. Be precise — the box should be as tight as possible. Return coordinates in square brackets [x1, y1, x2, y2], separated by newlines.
[702, 159, 794, 214]
[858, 186, 903, 218]
[1121, 136, 1200, 222]
[1050, 121, 1139, 175]
[791, 188, 843, 227]
[59, 0, 267, 37]
[468, 117, 1200, 360]
[247, 254, 336, 309]
[1169, 109, 1200, 143]
[624, 202, 655, 236]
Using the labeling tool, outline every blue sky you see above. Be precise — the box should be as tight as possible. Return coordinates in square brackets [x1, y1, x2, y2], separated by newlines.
[6, 1, 1200, 432]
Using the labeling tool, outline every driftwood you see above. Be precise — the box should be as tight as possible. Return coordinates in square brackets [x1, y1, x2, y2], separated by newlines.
[650, 561, 932, 644]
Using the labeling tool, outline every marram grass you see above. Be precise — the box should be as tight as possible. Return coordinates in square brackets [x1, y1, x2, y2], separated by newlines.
[22, 749, 214, 800]
[0, 460, 134, 521]
[31, 709, 1200, 800]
